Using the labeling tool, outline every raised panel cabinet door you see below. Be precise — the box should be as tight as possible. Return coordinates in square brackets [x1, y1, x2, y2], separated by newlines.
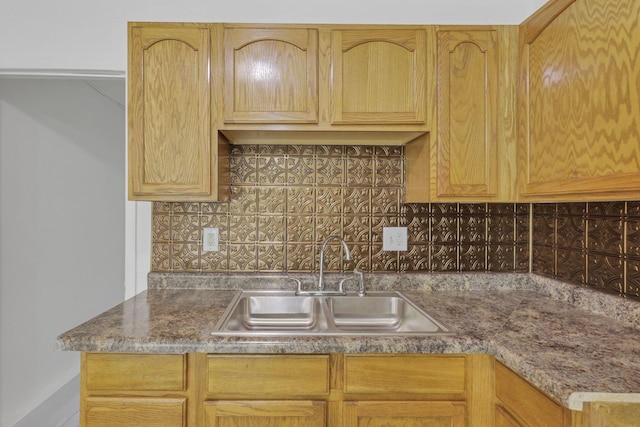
[495, 362, 566, 426]
[436, 29, 498, 198]
[224, 27, 319, 123]
[128, 24, 213, 199]
[203, 401, 326, 427]
[343, 401, 465, 427]
[519, 0, 640, 200]
[331, 28, 428, 124]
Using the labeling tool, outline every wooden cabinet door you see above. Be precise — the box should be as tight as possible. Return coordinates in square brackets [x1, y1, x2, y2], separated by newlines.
[436, 29, 498, 198]
[224, 27, 319, 123]
[331, 29, 428, 124]
[204, 401, 326, 427]
[519, 0, 640, 201]
[495, 362, 568, 426]
[128, 24, 216, 200]
[343, 401, 465, 427]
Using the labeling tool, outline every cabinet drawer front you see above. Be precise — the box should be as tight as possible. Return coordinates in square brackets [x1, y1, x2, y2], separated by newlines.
[207, 355, 330, 398]
[344, 355, 466, 395]
[495, 362, 564, 426]
[204, 401, 326, 427]
[343, 401, 466, 427]
[85, 353, 186, 391]
[85, 397, 186, 427]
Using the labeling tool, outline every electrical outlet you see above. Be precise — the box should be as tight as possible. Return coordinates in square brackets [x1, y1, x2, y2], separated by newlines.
[383, 227, 408, 251]
[203, 228, 219, 252]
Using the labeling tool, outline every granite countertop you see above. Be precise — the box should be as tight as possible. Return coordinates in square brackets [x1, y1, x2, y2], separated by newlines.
[55, 272, 640, 411]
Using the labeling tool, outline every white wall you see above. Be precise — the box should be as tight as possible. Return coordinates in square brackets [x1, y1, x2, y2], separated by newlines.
[0, 78, 126, 427]
[0, 0, 549, 73]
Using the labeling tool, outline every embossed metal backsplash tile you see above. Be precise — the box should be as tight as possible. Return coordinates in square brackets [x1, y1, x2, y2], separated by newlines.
[152, 145, 528, 274]
[532, 202, 640, 298]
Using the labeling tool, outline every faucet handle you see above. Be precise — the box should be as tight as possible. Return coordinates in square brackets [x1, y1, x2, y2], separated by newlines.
[339, 268, 366, 296]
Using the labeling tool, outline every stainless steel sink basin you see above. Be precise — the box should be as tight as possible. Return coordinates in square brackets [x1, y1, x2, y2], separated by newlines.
[234, 295, 318, 329]
[212, 290, 451, 336]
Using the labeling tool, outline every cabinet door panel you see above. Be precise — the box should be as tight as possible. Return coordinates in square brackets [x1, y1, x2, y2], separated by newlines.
[85, 397, 186, 427]
[204, 401, 326, 427]
[437, 29, 498, 197]
[495, 362, 565, 426]
[224, 27, 318, 123]
[332, 29, 427, 124]
[129, 25, 212, 198]
[343, 401, 465, 427]
[519, 0, 640, 200]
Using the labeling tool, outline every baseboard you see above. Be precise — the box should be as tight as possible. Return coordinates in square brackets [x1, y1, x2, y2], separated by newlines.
[13, 375, 79, 427]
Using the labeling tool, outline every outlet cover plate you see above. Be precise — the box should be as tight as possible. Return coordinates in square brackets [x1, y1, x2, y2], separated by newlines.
[383, 227, 408, 251]
[203, 227, 219, 252]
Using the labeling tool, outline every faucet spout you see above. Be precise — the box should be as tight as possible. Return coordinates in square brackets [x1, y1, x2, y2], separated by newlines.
[318, 236, 351, 291]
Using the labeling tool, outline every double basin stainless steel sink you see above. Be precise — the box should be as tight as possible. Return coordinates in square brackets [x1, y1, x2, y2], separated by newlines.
[212, 290, 452, 336]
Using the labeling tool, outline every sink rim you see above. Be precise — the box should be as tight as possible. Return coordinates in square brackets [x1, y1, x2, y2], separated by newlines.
[212, 290, 453, 336]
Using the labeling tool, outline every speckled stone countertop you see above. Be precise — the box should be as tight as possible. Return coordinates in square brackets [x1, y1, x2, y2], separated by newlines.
[56, 272, 640, 411]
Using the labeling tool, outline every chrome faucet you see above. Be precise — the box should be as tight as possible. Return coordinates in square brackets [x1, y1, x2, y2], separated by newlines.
[317, 236, 351, 291]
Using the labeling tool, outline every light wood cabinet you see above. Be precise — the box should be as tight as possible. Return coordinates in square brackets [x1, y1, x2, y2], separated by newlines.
[436, 28, 498, 198]
[495, 361, 571, 427]
[81, 353, 192, 427]
[128, 23, 230, 202]
[223, 27, 319, 124]
[331, 28, 428, 125]
[80, 352, 640, 427]
[518, 0, 640, 201]
[218, 25, 431, 147]
[204, 355, 329, 426]
[342, 354, 470, 426]
[406, 26, 518, 203]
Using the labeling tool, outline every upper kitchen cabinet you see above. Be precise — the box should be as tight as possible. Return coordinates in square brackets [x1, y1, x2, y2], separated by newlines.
[406, 26, 518, 202]
[223, 26, 319, 123]
[331, 28, 428, 125]
[219, 25, 431, 146]
[128, 23, 229, 201]
[518, 0, 640, 201]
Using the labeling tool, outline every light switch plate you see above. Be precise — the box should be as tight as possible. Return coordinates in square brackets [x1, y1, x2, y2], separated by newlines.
[383, 227, 408, 251]
[203, 227, 219, 252]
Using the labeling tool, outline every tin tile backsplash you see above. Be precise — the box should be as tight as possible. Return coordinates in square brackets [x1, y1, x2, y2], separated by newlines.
[532, 202, 640, 298]
[150, 144, 639, 298]
[151, 145, 529, 274]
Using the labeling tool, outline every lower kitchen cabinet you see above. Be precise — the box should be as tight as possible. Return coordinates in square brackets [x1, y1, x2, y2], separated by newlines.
[81, 353, 191, 427]
[495, 361, 572, 427]
[83, 352, 640, 426]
